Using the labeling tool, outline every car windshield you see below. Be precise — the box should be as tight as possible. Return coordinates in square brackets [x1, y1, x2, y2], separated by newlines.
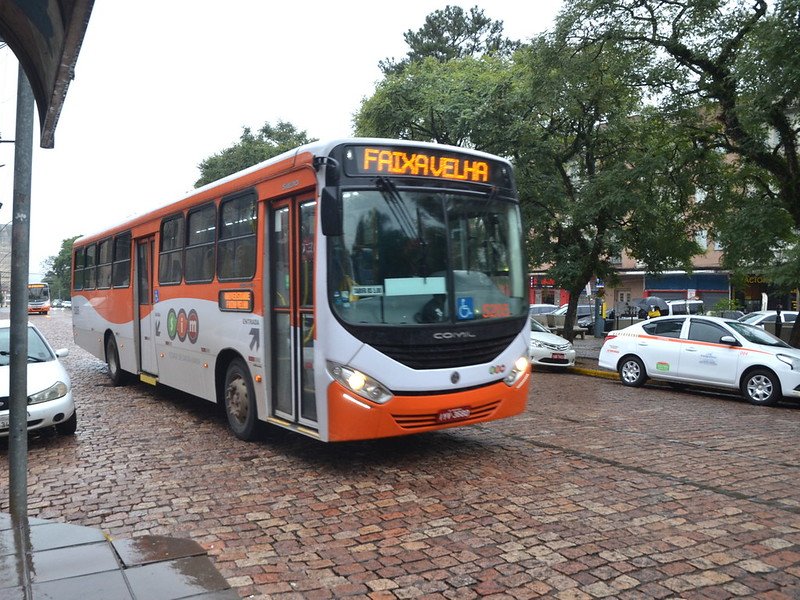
[328, 188, 527, 325]
[727, 321, 790, 347]
[0, 327, 54, 366]
[530, 318, 550, 334]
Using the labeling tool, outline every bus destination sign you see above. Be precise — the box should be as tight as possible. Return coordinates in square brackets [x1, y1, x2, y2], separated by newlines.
[219, 290, 253, 312]
[349, 146, 491, 183]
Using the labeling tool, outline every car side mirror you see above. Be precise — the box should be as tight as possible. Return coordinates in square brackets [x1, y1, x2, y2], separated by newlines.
[719, 335, 739, 346]
[55, 348, 69, 358]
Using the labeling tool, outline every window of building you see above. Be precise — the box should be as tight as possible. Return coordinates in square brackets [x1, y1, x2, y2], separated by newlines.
[185, 204, 216, 283]
[218, 192, 257, 281]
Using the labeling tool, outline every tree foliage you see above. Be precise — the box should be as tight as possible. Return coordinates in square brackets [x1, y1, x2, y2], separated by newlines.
[195, 121, 316, 187]
[42, 235, 80, 300]
[560, 0, 800, 342]
[379, 5, 518, 75]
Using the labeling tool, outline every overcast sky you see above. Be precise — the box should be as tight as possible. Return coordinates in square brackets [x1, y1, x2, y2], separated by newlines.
[0, 1, 562, 280]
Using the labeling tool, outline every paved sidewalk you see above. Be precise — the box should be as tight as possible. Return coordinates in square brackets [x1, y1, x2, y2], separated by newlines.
[0, 512, 238, 599]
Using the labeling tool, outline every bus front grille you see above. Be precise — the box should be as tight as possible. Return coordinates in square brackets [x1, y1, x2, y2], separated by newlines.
[373, 334, 517, 369]
[392, 400, 501, 430]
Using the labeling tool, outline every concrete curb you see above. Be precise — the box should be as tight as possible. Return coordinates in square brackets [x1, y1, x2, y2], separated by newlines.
[568, 366, 619, 380]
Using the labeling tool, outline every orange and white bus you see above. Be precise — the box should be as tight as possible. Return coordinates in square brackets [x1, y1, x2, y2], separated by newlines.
[28, 282, 51, 315]
[71, 139, 531, 442]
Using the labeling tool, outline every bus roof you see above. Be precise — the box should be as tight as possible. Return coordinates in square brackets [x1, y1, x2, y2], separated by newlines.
[74, 137, 512, 247]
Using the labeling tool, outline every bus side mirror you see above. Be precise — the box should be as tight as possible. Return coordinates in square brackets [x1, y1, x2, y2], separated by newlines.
[321, 187, 342, 236]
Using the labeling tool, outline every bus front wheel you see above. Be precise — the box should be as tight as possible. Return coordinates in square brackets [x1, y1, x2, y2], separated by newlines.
[224, 358, 259, 441]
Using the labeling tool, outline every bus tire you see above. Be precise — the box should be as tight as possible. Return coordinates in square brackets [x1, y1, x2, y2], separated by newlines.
[224, 358, 259, 441]
[105, 335, 129, 386]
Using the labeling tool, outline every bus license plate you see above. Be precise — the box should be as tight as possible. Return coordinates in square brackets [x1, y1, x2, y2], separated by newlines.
[437, 407, 471, 424]
[552, 353, 565, 360]
[0, 417, 9, 430]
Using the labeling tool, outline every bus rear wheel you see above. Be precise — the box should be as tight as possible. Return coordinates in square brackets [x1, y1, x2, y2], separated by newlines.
[224, 358, 259, 441]
[105, 335, 129, 386]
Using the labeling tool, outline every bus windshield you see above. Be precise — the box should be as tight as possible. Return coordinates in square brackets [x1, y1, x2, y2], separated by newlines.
[328, 187, 526, 325]
[28, 284, 49, 302]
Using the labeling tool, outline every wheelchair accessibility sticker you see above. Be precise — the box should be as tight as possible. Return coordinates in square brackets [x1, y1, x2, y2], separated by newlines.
[457, 297, 475, 320]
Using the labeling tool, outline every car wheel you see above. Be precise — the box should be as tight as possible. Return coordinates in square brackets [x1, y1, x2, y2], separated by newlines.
[741, 368, 781, 406]
[105, 335, 130, 386]
[619, 355, 647, 387]
[55, 410, 77, 436]
[223, 358, 259, 441]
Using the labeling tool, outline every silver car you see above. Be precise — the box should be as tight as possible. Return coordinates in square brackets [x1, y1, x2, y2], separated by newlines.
[0, 320, 76, 436]
[529, 318, 576, 368]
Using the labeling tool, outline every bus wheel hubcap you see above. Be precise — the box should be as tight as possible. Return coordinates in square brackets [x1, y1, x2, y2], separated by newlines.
[227, 378, 248, 423]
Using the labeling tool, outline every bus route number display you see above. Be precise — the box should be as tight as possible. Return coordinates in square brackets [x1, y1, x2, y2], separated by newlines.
[349, 146, 491, 183]
[219, 290, 253, 312]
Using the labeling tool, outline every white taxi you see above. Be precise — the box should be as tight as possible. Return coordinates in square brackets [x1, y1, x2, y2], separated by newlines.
[0, 320, 76, 436]
[598, 315, 800, 406]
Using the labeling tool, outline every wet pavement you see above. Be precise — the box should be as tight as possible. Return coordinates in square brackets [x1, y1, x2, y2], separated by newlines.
[2, 311, 800, 599]
[0, 512, 239, 598]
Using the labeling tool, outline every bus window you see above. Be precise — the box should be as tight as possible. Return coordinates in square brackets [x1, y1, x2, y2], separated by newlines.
[73, 247, 85, 291]
[218, 193, 256, 280]
[185, 204, 215, 283]
[97, 238, 112, 289]
[159, 214, 184, 285]
[84, 244, 97, 290]
[112, 232, 131, 288]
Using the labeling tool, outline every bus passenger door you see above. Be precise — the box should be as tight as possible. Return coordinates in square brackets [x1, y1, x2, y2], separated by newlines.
[270, 198, 317, 428]
[135, 237, 158, 376]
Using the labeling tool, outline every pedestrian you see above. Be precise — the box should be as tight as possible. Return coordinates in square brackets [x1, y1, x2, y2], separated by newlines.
[776, 304, 783, 339]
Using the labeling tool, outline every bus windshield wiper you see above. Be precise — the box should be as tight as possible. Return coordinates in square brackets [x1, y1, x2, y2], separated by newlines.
[376, 177, 418, 241]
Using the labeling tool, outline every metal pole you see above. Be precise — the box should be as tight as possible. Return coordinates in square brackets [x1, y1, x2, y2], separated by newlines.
[8, 65, 35, 520]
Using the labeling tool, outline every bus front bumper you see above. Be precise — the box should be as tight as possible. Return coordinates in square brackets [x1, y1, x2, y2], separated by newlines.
[326, 372, 530, 442]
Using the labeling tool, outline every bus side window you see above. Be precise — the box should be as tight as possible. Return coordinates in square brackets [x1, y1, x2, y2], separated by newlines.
[84, 243, 97, 290]
[112, 232, 131, 288]
[73, 247, 85, 291]
[159, 215, 184, 285]
[185, 204, 215, 283]
[97, 238, 113, 289]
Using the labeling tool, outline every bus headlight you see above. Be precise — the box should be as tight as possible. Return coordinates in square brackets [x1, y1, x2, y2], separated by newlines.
[504, 355, 530, 387]
[28, 381, 69, 405]
[327, 361, 394, 404]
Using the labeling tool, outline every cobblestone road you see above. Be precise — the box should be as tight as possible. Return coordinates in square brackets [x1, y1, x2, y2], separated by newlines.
[2, 311, 799, 599]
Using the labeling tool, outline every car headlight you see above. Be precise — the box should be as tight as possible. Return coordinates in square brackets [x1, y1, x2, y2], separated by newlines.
[327, 361, 393, 404]
[530, 338, 545, 349]
[504, 354, 530, 387]
[777, 354, 800, 371]
[28, 381, 69, 405]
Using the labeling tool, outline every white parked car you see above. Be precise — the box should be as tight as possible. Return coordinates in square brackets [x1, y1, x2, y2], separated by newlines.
[738, 310, 798, 327]
[0, 320, 76, 436]
[529, 318, 576, 368]
[599, 315, 800, 406]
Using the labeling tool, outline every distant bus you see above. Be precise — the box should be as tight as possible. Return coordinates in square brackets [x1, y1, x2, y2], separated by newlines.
[28, 282, 50, 315]
[71, 138, 531, 442]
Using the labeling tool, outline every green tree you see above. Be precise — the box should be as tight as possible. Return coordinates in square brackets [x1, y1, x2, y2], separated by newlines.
[195, 120, 316, 187]
[508, 36, 704, 337]
[42, 235, 80, 301]
[561, 0, 800, 343]
[354, 56, 512, 148]
[378, 5, 518, 75]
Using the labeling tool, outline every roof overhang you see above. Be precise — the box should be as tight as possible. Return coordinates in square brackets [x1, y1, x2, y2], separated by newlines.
[0, 0, 94, 148]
